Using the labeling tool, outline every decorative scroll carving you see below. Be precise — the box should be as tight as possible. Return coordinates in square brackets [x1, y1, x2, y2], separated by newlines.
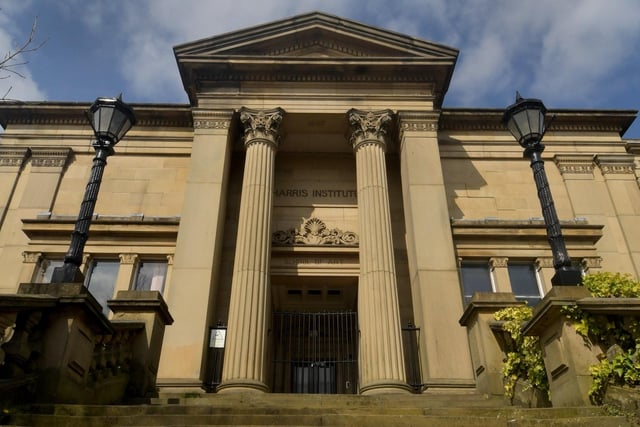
[119, 253, 138, 265]
[22, 251, 43, 264]
[581, 257, 602, 270]
[0, 147, 29, 168]
[397, 112, 439, 142]
[30, 147, 72, 169]
[239, 107, 284, 148]
[347, 109, 393, 150]
[193, 120, 230, 129]
[553, 155, 595, 175]
[535, 257, 554, 269]
[489, 257, 508, 268]
[272, 217, 359, 246]
[192, 110, 232, 130]
[595, 155, 635, 175]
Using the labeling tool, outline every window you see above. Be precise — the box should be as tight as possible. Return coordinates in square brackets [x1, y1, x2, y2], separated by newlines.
[132, 261, 167, 293]
[508, 262, 542, 306]
[34, 258, 63, 283]
[84, 260, 119, 315]
[459, 261, 494, 303]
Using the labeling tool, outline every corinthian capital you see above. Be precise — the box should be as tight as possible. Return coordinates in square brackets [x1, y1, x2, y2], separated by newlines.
[347, 109, 394, 151]
[239, 107, 285, 149]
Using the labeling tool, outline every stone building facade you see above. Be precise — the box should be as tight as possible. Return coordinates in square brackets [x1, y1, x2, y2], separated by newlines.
[0, 12, 637, 396]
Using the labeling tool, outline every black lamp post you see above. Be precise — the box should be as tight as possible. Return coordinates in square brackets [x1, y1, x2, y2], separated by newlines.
[51, 96, 136, 283]
[503, 93, 582, 286]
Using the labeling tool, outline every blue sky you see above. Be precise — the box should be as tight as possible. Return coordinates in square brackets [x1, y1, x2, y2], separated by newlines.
[2, 0, 639, 138]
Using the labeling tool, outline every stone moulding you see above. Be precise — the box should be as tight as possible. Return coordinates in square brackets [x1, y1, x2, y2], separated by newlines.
[272, 217, 358, 246]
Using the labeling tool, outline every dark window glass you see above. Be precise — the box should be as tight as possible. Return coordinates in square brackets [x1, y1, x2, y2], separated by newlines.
[84, 260, 119, 315]
[460, 261, 493, 303]
[133, 261, 167, 293]
[508, 262, 541, 306]
[35, 259, 63, 283]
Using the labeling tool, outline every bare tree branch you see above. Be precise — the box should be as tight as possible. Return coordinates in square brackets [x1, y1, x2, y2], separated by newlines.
[1, 14, 47, 100]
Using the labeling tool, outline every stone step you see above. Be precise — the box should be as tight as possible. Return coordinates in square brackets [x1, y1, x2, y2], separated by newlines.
[6, 393, 634, 427]
[9, 413, 631, 427]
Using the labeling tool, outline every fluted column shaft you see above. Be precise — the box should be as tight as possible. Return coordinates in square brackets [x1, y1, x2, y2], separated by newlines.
[218, 107, 284, 393]
[348, 109, 411, 394]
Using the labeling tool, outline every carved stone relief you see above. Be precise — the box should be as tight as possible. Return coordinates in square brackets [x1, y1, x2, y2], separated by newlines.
[272, 217, 358, 246]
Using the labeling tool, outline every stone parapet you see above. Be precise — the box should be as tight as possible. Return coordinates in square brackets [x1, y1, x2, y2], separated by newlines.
[459, 292, 525, 396]
[522, 286, 597, 407]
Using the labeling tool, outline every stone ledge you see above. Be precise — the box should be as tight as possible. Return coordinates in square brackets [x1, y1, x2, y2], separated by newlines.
[108, 290, 174, 325]
[521, 286, 592, 336]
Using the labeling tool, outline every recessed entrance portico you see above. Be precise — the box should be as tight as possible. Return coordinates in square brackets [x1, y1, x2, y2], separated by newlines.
[270, 276, 358, 394]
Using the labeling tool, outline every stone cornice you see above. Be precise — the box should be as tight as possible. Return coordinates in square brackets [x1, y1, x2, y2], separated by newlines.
[439, 109, 636, 136]
[29, 147, 72, 168]
[451, 218, 603, 247]
[0, 147, 30, 167]
[22, 215, 180, 247]
[595, 154, 635, 174]
[553, 154, 595, 175]
[0, 102, 193, 129]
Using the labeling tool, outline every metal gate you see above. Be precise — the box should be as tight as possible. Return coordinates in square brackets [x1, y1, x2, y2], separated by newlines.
[271, 311, 358, 394]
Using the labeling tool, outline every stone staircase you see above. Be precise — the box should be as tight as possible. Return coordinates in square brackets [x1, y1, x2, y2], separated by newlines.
[4, 392, 634, 427]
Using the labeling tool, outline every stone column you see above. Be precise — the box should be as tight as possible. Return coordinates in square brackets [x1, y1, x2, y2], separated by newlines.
[218, 107, 284, 393]
[348, 109, 411, 394]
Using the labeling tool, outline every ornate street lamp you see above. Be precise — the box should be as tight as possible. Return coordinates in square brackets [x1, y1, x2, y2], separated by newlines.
[51, 96, 136, 283]
[503, 93, 582, 286]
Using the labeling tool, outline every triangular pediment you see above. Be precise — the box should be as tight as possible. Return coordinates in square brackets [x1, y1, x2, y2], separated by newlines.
[174, 12, 457, 60]
[175, 12, 459, 107]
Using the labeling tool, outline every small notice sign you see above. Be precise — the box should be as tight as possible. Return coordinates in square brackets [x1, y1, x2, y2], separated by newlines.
[210, 328, 226, 348]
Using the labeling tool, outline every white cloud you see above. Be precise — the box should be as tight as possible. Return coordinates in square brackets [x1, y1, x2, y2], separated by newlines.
[0, 4, 47, 100]
[40, 0, 640, 114]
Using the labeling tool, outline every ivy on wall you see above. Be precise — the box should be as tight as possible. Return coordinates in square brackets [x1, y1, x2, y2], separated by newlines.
[494, 305, 549, 400]
[562, 272, 640, 404]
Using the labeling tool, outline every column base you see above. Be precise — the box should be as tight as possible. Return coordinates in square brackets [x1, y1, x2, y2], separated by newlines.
[216, 379, 269, 394]
[360, 380, 413, 395]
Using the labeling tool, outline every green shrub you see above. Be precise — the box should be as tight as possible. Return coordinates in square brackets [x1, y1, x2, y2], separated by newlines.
[562, 272, 640, 404]
[494, 305, 549, 400]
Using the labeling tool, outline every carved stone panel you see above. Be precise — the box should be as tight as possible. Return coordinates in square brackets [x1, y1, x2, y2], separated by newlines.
[272, 217, 358, 246]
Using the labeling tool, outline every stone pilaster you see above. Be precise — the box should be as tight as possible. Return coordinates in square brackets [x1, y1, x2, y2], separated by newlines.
[348, 109, 410, 394]
[21, 147, 72, 210]
[489, 257, 509, 293]
[397, 111, 474, 389]
[157, 109, 233, 388]
[594, 154, 640, 276]
[535, 257, 555, 294]
[218, 107, 284, 393]
[0, 147, 29, 229]
[114, 253, 139, 295]
[20, 251, 42, 283]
